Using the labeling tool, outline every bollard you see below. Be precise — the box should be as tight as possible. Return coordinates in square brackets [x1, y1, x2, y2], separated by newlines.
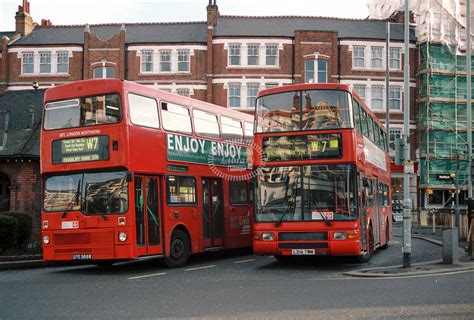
[443, 228, 459, 264]
[432, 211, 436, 235]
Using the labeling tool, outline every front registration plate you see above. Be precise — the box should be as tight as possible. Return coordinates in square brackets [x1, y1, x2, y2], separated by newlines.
[291, 249, 315, 255]
[72, 254, 92, 260]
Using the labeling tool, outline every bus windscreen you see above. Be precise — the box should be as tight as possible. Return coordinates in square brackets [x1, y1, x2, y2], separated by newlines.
[44, 94, 121, 130]
[256, 164, 357, 222]
[256, 89, 351, 133]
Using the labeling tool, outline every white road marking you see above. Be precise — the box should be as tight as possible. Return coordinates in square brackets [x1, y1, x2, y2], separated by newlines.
[233, 259, 255, 264]
[128, 272, 167, 280]
[185, 265, 216, 271]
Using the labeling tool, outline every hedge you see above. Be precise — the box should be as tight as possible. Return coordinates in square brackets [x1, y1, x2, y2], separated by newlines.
[0, 215, 18, 253]
[0, 212, 33, 252]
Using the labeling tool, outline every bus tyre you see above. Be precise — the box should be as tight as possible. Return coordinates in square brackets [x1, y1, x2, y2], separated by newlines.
[380, 220, 389, 250]
[357, 226, 374, 263]
[163, 229, 190, 268]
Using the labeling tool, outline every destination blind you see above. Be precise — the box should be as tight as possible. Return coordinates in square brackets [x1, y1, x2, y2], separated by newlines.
[262, 133, 342, 161]
[52, 136, 109, 164]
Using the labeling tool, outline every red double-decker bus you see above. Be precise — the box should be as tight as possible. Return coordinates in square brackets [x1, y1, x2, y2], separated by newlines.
[252, 83, 391, 262]
[41, 79, 254, 267]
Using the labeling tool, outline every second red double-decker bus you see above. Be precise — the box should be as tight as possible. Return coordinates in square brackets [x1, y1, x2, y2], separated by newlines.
[252, 83, 391, 262]
[41, 79, 254, 267]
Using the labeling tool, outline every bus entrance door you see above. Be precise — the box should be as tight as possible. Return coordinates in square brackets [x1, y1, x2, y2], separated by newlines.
[202, 178, 224, 248]
[134, 176, 163, 257]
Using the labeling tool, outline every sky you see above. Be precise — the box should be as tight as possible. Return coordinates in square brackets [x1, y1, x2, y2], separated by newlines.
[0, 0, 371, 31]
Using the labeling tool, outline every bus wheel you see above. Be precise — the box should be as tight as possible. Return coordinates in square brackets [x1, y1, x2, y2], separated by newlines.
[380, 220, 389, 250]
[357, 226, 374, 263]
[163, 229, 190, 268]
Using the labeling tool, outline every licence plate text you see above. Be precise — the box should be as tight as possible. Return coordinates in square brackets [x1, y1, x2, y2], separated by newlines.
[291, 249, 315, 255]
[72, 254, 92, 260]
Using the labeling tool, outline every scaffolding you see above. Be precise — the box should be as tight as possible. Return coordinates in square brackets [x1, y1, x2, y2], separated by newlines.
[369, 0, 474, 191]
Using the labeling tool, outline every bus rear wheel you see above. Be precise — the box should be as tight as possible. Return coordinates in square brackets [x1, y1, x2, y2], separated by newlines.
[163, 229, 190, 268]
[357, 226, 374, 263]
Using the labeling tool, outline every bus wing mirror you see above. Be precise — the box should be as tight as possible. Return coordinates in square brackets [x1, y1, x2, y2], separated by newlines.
[126, 172, 133, 182]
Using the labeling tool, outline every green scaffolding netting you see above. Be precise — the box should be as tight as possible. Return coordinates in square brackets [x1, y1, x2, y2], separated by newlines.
[418, 102, 474, 130]
[419, 74, 474, 100]
[419, 43, 474, 72]
[419, 158, 469, 186]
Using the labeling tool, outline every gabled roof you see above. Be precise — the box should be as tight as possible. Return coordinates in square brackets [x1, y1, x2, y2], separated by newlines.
[0, 89, 45, 158]
[214, 16, 414, 41]
[12, 22, 208, 46]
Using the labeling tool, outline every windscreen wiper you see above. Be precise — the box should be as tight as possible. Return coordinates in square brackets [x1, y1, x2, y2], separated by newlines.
[309, 194, 332, 226]
[61, 180, 81, 219]
[275, 195, 295, 228]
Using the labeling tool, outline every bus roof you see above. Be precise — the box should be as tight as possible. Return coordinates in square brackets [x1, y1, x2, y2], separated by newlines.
[44, 79, 254, 123]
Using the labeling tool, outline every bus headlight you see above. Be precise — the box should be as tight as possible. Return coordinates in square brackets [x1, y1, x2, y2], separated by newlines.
[262, 232, 274, 241]
[43, 235, 50, 245]
[118, 232, 127, 242]
[333, 232, 346, 240]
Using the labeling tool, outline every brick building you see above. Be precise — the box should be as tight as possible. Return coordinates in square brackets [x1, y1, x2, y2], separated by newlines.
[0, 1, 417, 242]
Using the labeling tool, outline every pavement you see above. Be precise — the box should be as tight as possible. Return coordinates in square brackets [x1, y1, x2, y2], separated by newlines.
[1, 226, 473, 276]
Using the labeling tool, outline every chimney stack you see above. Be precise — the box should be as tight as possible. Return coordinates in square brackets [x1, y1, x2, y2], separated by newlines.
[207, 0, 219, 28]
[15, 0, 33, 36]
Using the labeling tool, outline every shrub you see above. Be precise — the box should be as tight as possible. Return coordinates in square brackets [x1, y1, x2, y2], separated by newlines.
[0, 215, 18, 253]
[0, 212, 33, 250]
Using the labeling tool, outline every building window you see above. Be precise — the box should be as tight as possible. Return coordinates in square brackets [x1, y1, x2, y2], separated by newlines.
[178, 50, 189, 72]
[40, 52, 52, 74]
[247, 44, 259, 66]
[160, 51, 171, 72]
[229, 44, 241, 66]
[0, 172, 10, 211]
[389, 86, 401, 110]
[141, 50, 153, 72]
[265, 83, 278, 89]
[390, 47, 401, 70]
[353, 84, 366, 102]
[371, 46, 383, 69]
[305, 59, 327, 83]
[266, 44, 278, 66]
[371, 85, 384, 110]
[228, 83, 241, 108]
[93, 66, 116, 79]
[389, 128, 402, 151]
[56, 51, 69, 73]
[177, 89, 190, 97]
[352, 46, 365, 68]
[22, 52, 34, 74]
[246, 83, 259, 108]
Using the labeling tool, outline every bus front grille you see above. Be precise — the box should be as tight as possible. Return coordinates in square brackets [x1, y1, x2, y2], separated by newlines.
[278, 243, 328, 249]
[279, 232, 328, 241]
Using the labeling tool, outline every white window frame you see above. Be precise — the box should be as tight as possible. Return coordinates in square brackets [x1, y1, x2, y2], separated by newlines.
[229, 44, 241, 66]
[39, 52, 52, 74]
[160, 50, 172, 72]
[246, 83, 259, 108]
[371, 85, 384, 110]
[56, 51, 69, 74]
[305, 59, 328, 83]
[247, 44, 259, 66]
[22, 52, 34, 74]
[389, 86, 402, 111]
[353, 84, 366, 102]
[177, 89, 190, 97]
[141, 50, 154, 73]
[228, 83, 241, 108]
[265, 44, 278, 66]
[352, 46, 365, 68]
[389, 128, 402, 151]
[389, 47, 401, 70]
[177, 50, 190, 72]
[371, 46, 383, 69]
